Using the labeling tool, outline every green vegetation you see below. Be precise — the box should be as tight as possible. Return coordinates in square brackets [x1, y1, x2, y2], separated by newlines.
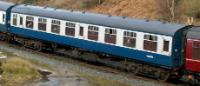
[79, 72, 131, 86]
[28, 58, 50, 69]
[1, 58, 40, 86]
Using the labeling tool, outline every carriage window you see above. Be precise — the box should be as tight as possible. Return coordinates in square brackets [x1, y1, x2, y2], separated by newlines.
[123, 31, 136, 48]
[105, 28, 117, 44]
[3, 14, 5, 23]
[143, 34, 158, 52]
[105, 29, 117, 35]
[13, 14, 17, 25]
[26, 16, 34, 29]
[38, 18, 47, 31]
[51, 20, 60, 34]
[192, 41, 200, 60]
[19, 16, 23, 25]
[163, 40, 170, 52]
[88, 26, 99, 41]
[79, 26, 84, 36]
[65, 22, 76, 36]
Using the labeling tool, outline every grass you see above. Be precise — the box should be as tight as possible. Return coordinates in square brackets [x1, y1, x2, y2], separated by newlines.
[1, 58, 40, 86]
[2, 50, 50, 69]
[79, 72, 131, 86]
[25, 58, 50, 69]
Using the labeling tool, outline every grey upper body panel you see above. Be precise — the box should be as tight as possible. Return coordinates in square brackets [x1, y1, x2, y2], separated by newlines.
[0, 1, 14, 11]
[11, 4, 187, 36]
[187, 27, 200, 40]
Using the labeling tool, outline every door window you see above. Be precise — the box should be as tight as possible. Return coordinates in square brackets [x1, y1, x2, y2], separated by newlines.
[13, 14, 17, 25]
[3, 14, 5, 23]
[79, 26, 84, 36]
[163, 40, 170, 52]
[192, 41, 200, 60]
[19, 16, 23, 26]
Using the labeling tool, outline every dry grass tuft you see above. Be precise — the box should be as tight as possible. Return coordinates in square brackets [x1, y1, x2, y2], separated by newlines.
[1, 58, 40, 86]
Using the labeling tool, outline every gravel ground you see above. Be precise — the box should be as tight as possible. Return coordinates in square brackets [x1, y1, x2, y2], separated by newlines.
[0, 42, 181, 86]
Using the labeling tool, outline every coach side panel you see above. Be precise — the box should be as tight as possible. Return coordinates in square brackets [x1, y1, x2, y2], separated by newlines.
[9, 12, 175, 68]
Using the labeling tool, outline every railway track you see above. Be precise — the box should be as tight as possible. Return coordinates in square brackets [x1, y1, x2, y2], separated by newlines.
[0, 40, 185, 86]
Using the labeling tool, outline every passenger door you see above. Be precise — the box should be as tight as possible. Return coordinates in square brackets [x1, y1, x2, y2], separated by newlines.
[186, 39, 200, 72]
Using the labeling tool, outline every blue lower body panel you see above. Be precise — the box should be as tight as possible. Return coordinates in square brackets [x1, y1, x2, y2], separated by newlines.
[10, 26, 174, 69]
[0, 24, 7, 32]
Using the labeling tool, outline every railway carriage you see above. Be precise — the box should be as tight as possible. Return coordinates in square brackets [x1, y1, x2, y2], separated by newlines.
[0, 1, 200, 84]
[0, 1, 14, 32]
[186, 27, 200, 72]
[9, 4, 187, 69]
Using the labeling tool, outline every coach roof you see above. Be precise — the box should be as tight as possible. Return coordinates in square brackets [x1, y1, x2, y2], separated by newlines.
[11, 4, 187, 36]
[187, 27, 200, 39]
[0, 1, 14, 11]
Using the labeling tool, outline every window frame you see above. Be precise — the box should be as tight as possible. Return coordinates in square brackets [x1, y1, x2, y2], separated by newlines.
[88, 25, 99, 41]
[143, 34, 158, 52]
[104, 28, 117, 44]
[66, 22, 76, 28]
[88, 26, 99, 32]
[38, 17, 47, 31]
[193, 41, 200, 48]
[2, 13, 5, 23]
[26, 16, 34, 29]
[51, 20, 61, 34]
[124, 31, 136, 38]
[12, 14, 18, 26]
[0, 12, 5, 24]
[19, 16, 24, 26]
[192, 40, 200, 60]
[105, 28, 117, 35]
[144, 34, 158, 42]
[123, 31, 137, 48]
[65, 21, 76, 36]
[0, 12, 2, 23]
[79, 26, 84, 36]
[163, 40, 170, 52]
